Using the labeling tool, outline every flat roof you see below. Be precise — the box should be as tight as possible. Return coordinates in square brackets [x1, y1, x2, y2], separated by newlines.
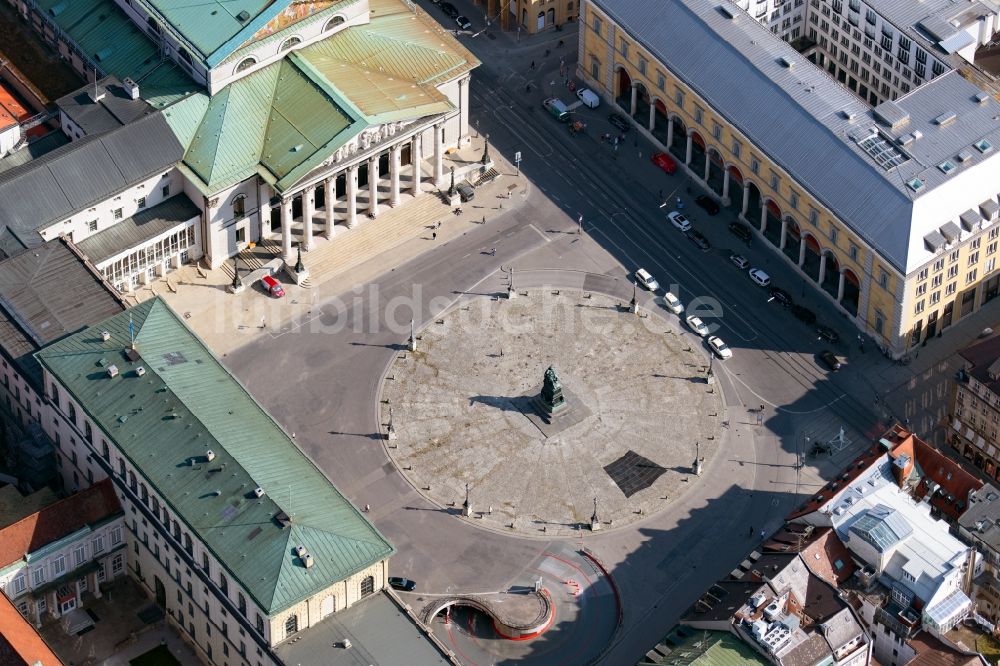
[35, 298, 394, 615]
[273, 593, 450, 666]
[592, 0, 1000, 273]
[56, 76, 153, 135]
[76, 195, 200, 264]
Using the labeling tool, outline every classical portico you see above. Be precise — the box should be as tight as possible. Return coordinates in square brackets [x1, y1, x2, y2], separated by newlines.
[264, 122, 441, 260]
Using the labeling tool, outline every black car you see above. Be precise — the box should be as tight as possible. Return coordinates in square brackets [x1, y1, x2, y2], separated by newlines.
[728, 222, 753, 243]
[455, 15, 471, 30]
[388, 577, 417, 592]
[608, 113, 630, 132]
[791, 304, 816, 324]
[817, 325, 840, 343]
[456, 182, 475, 202]
[440, 2, 458, 18]
[695, 195, 720, 215]
[768, 287, 793, 308]
[819, 350, 842, 371]
[685, 229, 711, 251]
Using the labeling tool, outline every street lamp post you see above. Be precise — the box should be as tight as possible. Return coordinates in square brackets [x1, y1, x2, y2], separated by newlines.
[630, 281, 638, 314]
[408, 318, 416, 352]
[231, 255, 242, 291]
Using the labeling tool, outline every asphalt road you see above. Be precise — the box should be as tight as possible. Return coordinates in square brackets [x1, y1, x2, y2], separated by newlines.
[223, 6, 999, 665]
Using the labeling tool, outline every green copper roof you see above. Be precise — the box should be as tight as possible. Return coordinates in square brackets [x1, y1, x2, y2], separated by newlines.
[138, 0, 281, 62]
[32, 0, 199, 109]
[35, 298, 393, 615]
[168, 56, 360, 193]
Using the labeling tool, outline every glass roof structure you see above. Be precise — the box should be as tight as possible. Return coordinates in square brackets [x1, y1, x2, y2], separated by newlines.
[850, 504, 914, 552]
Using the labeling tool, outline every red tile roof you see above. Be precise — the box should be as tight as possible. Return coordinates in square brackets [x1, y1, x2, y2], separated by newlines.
[0, 591, 63, 665]
[885, 425, 983, 520]
[906, 631, 981, 666]
[0, 479, 122, 568]
[800, 527, 858, 585]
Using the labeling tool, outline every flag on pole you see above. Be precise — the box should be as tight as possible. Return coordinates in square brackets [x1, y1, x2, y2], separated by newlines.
[128, 315, 135, 345]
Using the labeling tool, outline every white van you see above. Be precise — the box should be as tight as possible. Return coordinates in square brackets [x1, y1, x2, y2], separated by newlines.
[576, 88, 600, 109]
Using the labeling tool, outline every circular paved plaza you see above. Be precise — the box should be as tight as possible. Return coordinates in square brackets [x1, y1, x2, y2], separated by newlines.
[382, 288, 726, 536]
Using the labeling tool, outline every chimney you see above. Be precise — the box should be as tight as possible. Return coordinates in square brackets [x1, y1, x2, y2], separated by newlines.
[122, 78, 140, 101]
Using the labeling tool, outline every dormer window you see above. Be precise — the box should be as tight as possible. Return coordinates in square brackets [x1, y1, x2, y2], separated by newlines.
[280, 37, 302, 52]
[324, 15, 345, 31]
[236, 57, 256, 73]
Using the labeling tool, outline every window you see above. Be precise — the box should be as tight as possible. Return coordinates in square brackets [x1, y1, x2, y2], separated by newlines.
[829, 227, 838, 243]
[619, 38, 629, 58]
[657, 72, 665, 91]
[32, 567, 45, 586]
[731, 140, 741, 159]
[750, 156, 760, 175]
[967, 269, 977, 284]
[162, 184, 170, 198]
[285, 614, 298, 636]
[89, 220, 98, 232]
[280, 36, 302, 51]
[770, 171, 780, 190]
[110, 526, 123, 546]
[917, 268, 928, 281]
[969, 252, 980, 266]
[916, 283, 927, 296]
[948, 265, 959, 279]
[849, 243, 858, 261]
[12, 574, 25, 595]
[914, 300, 924, 314]
[93, 534, 105, 555]
[674, 88, 684, 108]
[950, 250, 960, 263]
[879, 269, 889, 289]
[638, 57, 647, 75]
[202, 552, 209, 570]
[930, 291, 941, 305]
[220, 573, 228, 596]
[712, 122, 721, 140]
[235, 227, 246, 243]
[987, 258, 996, 274]
[114, 208, 123, 220]
[361, 575, 375, 596]
[789, 192, 798, 210]
[592, 14, 602, 35]
[73, 545, 86, 566]
[137, 197, 146, 208]
[52, 555, 66, 577]
[238, 593, 247, 616]
[694, 107, 703, 124]
[931, 274, 943, 288]
[255, 613, 265, 636]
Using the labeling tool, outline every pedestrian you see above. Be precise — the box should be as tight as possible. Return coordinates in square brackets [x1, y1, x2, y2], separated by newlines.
[436, 221, 442, 229]
[482, 214, 486, 224]
[364, 504, 370, 512]
[432, 232, 437, 240]
[748, 525, 753, 536]
[530, 60, 535, 70]
[261, 316, 266, 328]
[760, 529, 765, 540]
[558, 39, 564, 47]
[760, 404, 765, 413]
[491, 247, 496, 256]
[525, 83, 531, 93]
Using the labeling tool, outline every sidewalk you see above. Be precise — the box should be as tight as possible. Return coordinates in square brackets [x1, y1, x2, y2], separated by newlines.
[136, 133, 530, 356]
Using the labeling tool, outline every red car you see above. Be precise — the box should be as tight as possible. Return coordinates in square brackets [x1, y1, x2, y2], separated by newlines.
[261, 274, 285, 298]
[651, 152, 677, 175]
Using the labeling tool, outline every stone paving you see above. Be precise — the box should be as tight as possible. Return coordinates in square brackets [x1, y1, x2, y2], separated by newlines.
[381, 288, 726, 536]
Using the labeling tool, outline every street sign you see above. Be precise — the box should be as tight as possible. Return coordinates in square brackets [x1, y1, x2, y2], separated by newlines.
[514, 151, 521, 162]
[514, 151, 522, 175]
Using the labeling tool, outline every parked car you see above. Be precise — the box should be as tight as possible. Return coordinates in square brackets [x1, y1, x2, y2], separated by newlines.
[667, 211, 692, 231]
[686, 315, 710, 337]
[708, 335, 733, 359]
[728, 222, 753, 243]
[455, 14, 472, 29]
[748, 268, 771, 287]
[729, 253, 750, 270]
[651, 152, 677, 175]
[686, 229, 711, 251]
[542, 97, 570, 122]
[440, 2, 459, 18]
[456, 182, 475, 202]
[817, 325, 840, 343]
[608, 113, 630, 132]
[695, 195, 720, 215]
[819, 350, 842, 371]
[663, 291, 684, 314]
[768, 287, 793, 308]
[388, 577, 417, 592]
[576, 88, 600, 108]
[635, 268, 659, 291]
[261, 274, 285, 298]
[791, 305, 817, 324]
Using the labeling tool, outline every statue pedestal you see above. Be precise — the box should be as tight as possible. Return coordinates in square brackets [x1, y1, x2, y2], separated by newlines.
[507, 285, 517, 300]
[462, 502, 472, 517]
[228, 282, 245, 295]
[590, 517, 601, 532]
[706, 373, 715, 385]
[448, 192, 462, 208]
[284, 264, 310, 286]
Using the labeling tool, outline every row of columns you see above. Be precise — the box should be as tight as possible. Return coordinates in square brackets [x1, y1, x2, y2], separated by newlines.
[264, 128, 444, 260]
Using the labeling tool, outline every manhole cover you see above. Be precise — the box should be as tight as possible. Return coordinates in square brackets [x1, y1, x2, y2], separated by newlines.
[604, 450, 666, 498]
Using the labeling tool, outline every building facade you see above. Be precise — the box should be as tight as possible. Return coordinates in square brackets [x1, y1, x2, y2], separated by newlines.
[508, 0, 578, 33]
[0, 0, 478, 289]
[951, 336, 1000, 480]
[0, 480, 126, 628]
[35, 298, 395, 665]
[580, 0, 1000, 356]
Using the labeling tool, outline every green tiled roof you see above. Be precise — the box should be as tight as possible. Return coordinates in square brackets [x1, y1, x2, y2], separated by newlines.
[641, 630, 768, 665]
[168, 56, 359, 194]
[35, 298, 394, 615]
[33, 0, 199, 109]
